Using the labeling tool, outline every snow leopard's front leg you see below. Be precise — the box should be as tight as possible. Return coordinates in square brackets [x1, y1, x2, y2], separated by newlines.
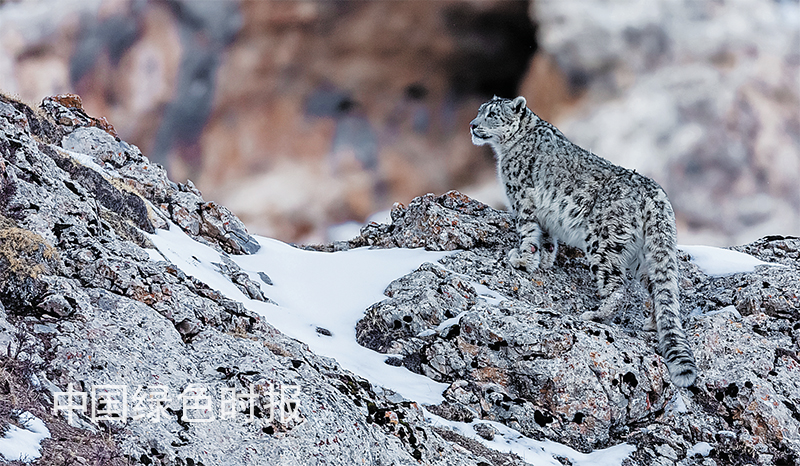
[508, 201, 543, 272]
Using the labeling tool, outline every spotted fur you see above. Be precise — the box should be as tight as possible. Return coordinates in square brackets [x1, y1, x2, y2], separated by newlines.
[470, 96, 697, 387]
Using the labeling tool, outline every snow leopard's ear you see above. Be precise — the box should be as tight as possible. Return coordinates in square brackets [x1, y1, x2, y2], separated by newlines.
[511, 96, 527, 113]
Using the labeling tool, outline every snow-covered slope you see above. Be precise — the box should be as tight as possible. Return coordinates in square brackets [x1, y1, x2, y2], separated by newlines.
[0, 412, 50, 462]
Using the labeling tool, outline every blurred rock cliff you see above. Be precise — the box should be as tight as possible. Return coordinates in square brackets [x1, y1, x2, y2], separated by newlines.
[1, 0, 797, 245]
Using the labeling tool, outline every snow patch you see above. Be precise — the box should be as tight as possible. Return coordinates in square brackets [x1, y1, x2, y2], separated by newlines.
[56, 146, 114, 177]
[150, 225, 450, 404]
[690, 304, 742, 320]
[425, 409, 636, 466]
[687, 441, 714, 457]
[679, 244, 781, 277]
[144, 248, 166, 262]
[0, 412, 50, 462]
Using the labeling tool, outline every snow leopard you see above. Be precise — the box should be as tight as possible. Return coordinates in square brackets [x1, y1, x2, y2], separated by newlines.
[470, 96, 697, 387]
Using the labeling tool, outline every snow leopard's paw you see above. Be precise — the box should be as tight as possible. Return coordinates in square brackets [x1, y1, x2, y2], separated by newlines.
[538, 239, 558, 269]
[582, 288, 626, 324]
[508, 246, 540, 273]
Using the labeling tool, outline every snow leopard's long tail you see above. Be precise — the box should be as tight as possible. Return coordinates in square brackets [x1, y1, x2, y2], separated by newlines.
[644, 194, 697, 387]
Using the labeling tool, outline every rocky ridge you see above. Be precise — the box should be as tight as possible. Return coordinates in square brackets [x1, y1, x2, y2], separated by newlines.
[0, 94, 798, 465]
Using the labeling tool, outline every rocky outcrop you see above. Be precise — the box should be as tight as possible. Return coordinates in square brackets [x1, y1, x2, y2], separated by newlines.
[1, 94, 799, 465]
[6, 93, 260, 256]
[352, 193, 800, 464]
[354, 191, 517, 252]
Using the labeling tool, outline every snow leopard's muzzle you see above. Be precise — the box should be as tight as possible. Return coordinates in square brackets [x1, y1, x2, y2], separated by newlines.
[469, 122, 491, 145]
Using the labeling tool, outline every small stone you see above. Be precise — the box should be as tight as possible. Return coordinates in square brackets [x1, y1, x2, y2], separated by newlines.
[37, 294, 74, 318]
[258, 272, 273, 286]
[473, 422, 498, 441]
[33, 323, 57, 334]
[654, 443, 679, 461]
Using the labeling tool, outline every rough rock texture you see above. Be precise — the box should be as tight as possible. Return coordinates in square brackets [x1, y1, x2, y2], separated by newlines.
[7, 93, 260, 256]
[0, 94, 505, 465]
[353, 192, 800, 465]
[354, 191, 517, 252]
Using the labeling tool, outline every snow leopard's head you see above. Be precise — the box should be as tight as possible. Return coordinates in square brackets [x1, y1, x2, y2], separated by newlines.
[470, 96, 528, 147]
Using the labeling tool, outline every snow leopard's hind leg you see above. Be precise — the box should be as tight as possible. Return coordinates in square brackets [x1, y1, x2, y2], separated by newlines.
[638, 274, 658, 331]
[580, 221, 634, 323]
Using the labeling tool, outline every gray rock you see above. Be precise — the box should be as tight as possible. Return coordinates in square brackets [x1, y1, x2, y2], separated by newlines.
[472, 422, 497, 441]
[353, 190, 517, 251]
[358, 254, 672, 451]
[212, 254, 271, 303]
[39, 95, 261, 255]
[62, 126, 138, 168]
